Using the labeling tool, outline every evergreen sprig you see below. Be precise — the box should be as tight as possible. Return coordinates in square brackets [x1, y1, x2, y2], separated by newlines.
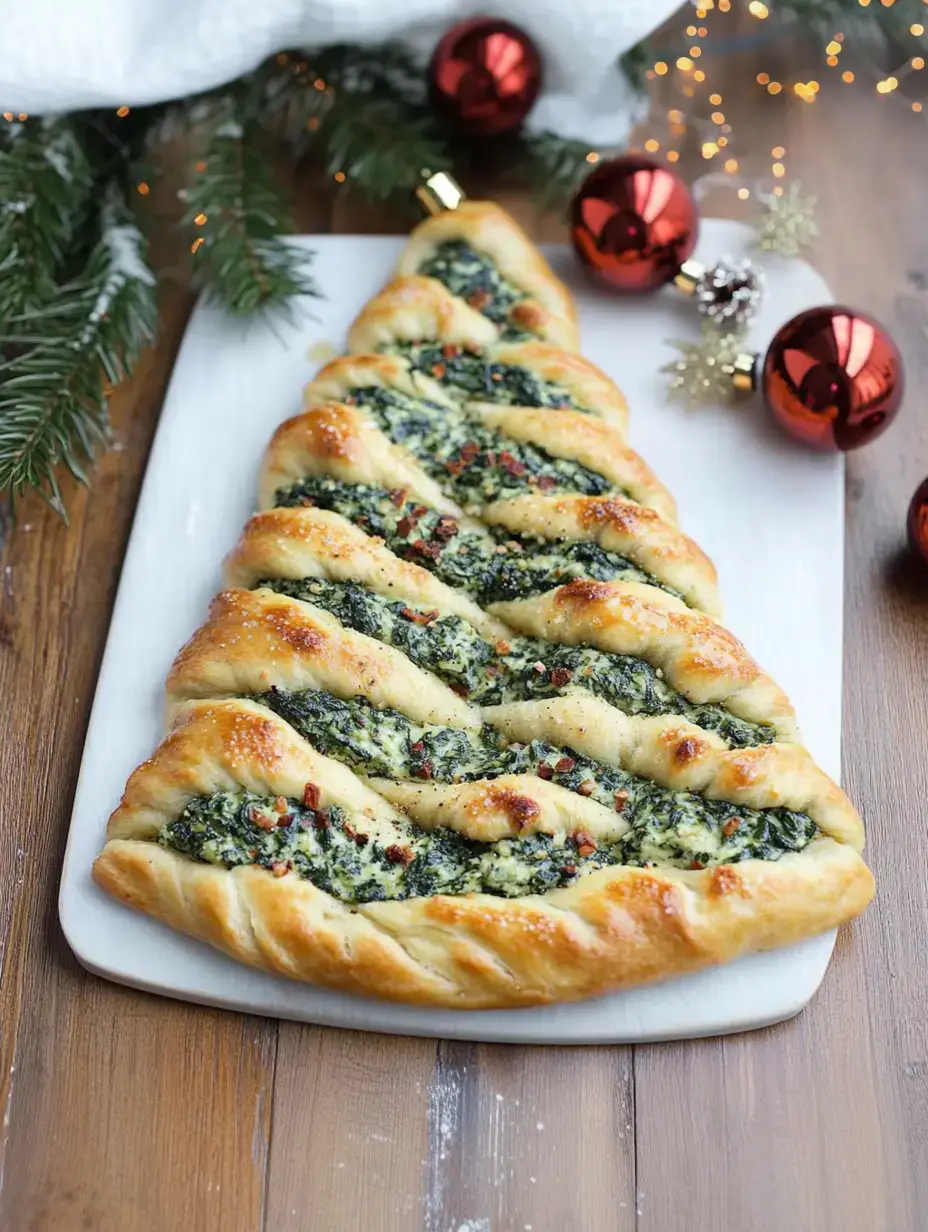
[182, 95, 320, 316]
[0, 191, 157, 516]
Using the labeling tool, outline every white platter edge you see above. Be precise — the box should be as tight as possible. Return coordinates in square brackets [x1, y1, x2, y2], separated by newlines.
[59, 221, 845, 1044]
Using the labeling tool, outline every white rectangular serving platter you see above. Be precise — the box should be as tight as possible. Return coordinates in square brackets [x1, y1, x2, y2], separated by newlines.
[60, 219, 845, 1044]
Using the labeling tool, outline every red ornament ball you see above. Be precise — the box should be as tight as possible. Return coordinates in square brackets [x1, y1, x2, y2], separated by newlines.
[907, 477, 928, 565]
[570, 155, 699, 293]
[762, 305, 903, 451]
[428, 18, 542, 137]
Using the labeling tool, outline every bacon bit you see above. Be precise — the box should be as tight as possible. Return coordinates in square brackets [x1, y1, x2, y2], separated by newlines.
[549, 667, 573, 688]
[400, 606, 439, 625]
[613, 789, 629, 812]
[385, 844, 414, 867]
[498, 450, 527, 476]
[722, 817, 742, 837]
[536, 763, 554, 780]
[388, 487, 407, 507]
[442, 343, 461, 359]
[536, 474, 557, 491]
[276, 813, 295, 828]
[433, 516, 459, 542]
[270, 860, 291, 878]
[690, 859, 705, 870]
[273, 796, 288, 813]
[312, 809, 331, 830]
[495, 640, 511, 654]
[247, 805, 276, 832]
[411, 537, 442, 561]
[396, 516, 414, 537]
[468, 289, 492, 310]
[353, 832, 370, 847]
[555, 756, 576, 773]
[303, 782, 321, 809]
[446, 459, 465, 476]
[577, 780, 596, 797]
[414, 760, 434, 780]
[344, 821, 369, 846]
[574, 830, 597, 857]
[432, 362, 446, 379]
[410, 741, 425, 753]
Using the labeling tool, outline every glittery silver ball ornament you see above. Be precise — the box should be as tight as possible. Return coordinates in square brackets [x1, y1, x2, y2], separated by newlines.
[695, 257, 763, 329]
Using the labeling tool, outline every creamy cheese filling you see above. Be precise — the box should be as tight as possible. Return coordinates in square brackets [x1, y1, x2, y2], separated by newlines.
[261, 577, 775, 748]
[275, 476, 682, 604]
[416, 239, 534, 341]
[346, 385, 615, 507]
[390, 341, 579, 409]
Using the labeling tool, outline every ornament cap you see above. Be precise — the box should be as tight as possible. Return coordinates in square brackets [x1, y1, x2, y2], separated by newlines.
[732, 351, 759, 393]
[417, 171, 465, 216]
[674, 258, 706, 296]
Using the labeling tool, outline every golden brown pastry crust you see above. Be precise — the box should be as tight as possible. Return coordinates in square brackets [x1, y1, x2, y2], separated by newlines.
[395, 201, 580, 350]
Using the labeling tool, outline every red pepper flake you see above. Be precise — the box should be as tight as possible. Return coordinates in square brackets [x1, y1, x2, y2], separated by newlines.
[536, 763, 554, 780]
[460, 441, 480, 462]
[442, 343, 461, 359]
[247, 805, 276, 832]
[276, 812, 295, 828]
[498, 450, 527, 476]
[343, 820, 358, 840]
[273, 796, 288, 813]
[690, 860, 705, 870]
[385, 844, 414, 867]
[410, 504, 428, 521]
[410, 741, 425, 754]
[303, 782, 321, 809]
[410, 538, 442, 561]
[574, 830, 597, 857]
[433, 516, 459, 543]
[388, 487, 407, 507]
[344, 821, 371, 846]
[400, 606, 439, 625]
[722, 817, 742, 836]
[577, 780, 596, 797]
[270, 860, 291, 878]
[414, 760, 434, 779]
[432, 362, 446, 379]
[549, 667, 573, 688]
[468, 289, 492, 311]
[555, 756, 576, 773]
[396, 516, 414, 537]
[536, 474, 557, 491]
[613, 789, 629, 813]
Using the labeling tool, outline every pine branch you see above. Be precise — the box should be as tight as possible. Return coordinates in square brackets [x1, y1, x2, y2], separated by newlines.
[181, 96, 319, 316]
[0, 190, 157, 517]
[0, 118, 94, 326]
[262, 45, 452, 202]
[517, 131, 599, 216]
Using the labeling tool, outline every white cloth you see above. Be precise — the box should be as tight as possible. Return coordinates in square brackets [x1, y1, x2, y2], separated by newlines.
[0, 0, 680, 144]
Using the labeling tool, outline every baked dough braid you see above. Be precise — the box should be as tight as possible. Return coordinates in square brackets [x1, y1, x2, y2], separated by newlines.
[94, 200, 874, 1008]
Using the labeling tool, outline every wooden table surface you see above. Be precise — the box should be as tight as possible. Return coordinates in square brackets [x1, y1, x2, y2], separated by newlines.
[2, 30, 927, 1232]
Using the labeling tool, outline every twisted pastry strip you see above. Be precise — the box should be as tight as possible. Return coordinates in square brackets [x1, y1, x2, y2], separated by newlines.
[394, 200, 580, 350]
[93, 701, 874, 1008]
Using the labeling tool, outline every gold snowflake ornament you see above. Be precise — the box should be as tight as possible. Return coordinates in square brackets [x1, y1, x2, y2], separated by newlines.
[755, 182, 818, 257]
[661, 324, 756, 409]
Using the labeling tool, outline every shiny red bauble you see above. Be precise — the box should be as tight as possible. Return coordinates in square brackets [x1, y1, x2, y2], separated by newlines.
[570, 155, 699, 293]
[762, 305, 904, 451]
[907, 478, 928, 565]
[428, 18, 542, 137]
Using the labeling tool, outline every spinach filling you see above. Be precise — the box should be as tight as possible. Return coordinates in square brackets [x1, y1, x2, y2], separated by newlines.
[416, 239, 533, 342]
[158, 692, 816, 899]
[274, 476, 680, 605]
[263, 577, 774, 749]
[158, 789, 610, 902]
[391, 341, 579, 410]
[348, 385, 614, 505]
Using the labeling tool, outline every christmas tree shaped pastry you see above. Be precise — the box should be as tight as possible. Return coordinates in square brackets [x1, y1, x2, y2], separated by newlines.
[93, 202, 874, 1008]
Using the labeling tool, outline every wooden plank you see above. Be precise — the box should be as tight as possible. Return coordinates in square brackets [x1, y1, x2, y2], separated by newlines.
[632, 40, 928, 1232]
[0, 286, 279, 1231]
